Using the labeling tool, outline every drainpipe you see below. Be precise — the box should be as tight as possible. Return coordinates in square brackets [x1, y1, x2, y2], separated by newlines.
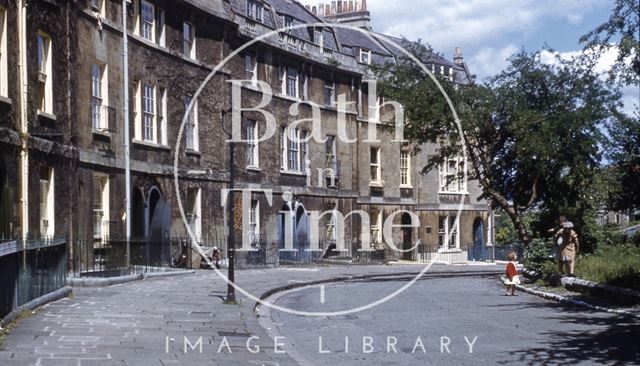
[122, 0, 131, 268]
[17, 0, 28, 240]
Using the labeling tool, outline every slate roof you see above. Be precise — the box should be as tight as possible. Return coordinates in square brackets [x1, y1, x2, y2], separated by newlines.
[225, 0, 473, 83]
[183, 0, 231, 19]
[229, 0, 340, 51]
[333, 27, 391, 55]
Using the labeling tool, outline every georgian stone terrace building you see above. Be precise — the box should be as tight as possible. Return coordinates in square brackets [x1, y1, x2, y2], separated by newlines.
[0, 0, 492, 269]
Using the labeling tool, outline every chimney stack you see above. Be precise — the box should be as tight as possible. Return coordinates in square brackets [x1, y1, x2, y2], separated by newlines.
[317, 0, 372, 29]
[453, 47, 464, 65]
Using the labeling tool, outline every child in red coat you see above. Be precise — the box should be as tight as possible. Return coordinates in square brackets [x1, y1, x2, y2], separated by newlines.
[504, 252, 520, 296]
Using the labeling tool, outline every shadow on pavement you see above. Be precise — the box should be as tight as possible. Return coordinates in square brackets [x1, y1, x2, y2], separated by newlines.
[498, 313, 639, 365]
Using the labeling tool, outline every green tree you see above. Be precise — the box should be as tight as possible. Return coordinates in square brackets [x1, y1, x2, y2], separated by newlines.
[606, 114, 640, 212]
[373, 44, 621, 246]
[580, 0, 640, 85]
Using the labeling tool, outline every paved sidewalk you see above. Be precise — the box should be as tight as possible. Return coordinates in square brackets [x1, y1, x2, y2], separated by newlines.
[0, 264, 501, 366]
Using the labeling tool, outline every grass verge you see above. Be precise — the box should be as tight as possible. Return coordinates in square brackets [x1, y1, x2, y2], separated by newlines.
[575, 244, 640, 290]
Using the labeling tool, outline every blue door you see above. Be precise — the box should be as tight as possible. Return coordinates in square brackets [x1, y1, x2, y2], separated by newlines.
[469, 218, 486, 261]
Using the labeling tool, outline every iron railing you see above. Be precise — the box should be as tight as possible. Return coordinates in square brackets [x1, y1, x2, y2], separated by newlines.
[278, 239, 386, 265]
[492, 243, 525, 261]
[0, 237, 67, 319]
[71, 235, 230, 276]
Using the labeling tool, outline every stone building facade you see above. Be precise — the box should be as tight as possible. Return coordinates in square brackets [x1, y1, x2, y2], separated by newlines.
[0, 0, 491, 269]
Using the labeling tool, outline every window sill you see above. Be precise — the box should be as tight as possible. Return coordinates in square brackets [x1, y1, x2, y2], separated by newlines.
[181, 54, 197, 63]
[0, 95, 12, 106]
[133, 139, 170, 150]
[280, 170, 306, 176]
[186, 149, 201, 156]
[92, 129, 111, 138]
[438, 191, 469, 195]
[400, 185, 413, 189]
[247, 166, 261, 172]
[275, 93, 302, 103]
[37, 110, 57, 121]
[369, 182, 384, 187]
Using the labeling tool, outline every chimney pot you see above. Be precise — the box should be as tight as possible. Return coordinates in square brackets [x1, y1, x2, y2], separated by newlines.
[453, 47, 464, 65]
[348, 1, 354, 12]
[305, 5, 310, 10]
[337, 1, 343, 14]
[325, 4, 331, 15]
[331, 1, 336, 15]
[312, 6, 317, 15]
[361, 0, 367, 11]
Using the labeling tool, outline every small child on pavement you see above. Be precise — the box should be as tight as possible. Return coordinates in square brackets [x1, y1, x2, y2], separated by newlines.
[504, 252, 520, 296]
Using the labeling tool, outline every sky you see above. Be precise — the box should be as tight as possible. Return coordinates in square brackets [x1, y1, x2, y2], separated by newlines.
[298, 0, 639, 114]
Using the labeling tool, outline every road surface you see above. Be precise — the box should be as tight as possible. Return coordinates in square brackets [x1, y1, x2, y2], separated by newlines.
[262, 275, 640, 365]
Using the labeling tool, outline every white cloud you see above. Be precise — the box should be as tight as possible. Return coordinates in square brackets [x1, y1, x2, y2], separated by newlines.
[467, 44, 519, 81]
[540, 46, 620, 74]
[566, 13, 584, 26]
[540, 47, 639, 116]
[299, 0, 603, 53]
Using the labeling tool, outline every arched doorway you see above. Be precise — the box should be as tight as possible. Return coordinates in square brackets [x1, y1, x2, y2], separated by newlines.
[469, 218, 486, 261]
[146, 186, 171, 266]
[278, 199, 312, 263]
[131, 185, 171, 267]
[401, 212, 413, 260]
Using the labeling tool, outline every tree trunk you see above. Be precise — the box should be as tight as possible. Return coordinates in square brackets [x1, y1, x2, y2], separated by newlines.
[485, 187, 532, 246]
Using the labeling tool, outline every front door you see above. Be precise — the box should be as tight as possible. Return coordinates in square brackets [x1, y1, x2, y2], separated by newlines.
[469, 218, 485, 261]
[402, 213, 413, 260]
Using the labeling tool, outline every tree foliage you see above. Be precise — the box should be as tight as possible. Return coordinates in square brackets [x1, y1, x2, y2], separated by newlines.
[580, 0, 640, 85]
[372, 43, 621, 245]
[606, 113, 640, 211]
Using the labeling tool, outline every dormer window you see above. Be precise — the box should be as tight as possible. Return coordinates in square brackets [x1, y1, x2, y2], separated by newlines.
[90, 0, 105, 17]
[360, 49, 371, 64]
[246, 0, 263, 22]
[312, 28, 323, 47]
[283, 15, 293, 29]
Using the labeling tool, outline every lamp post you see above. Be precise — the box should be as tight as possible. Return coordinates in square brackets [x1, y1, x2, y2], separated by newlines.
[226, 141, 236, 303]
[122, 0, 131, 270]
[221, 107, 236, 304]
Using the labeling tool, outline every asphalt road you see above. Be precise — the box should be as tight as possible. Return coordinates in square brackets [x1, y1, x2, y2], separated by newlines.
[262, 275, 640, 366]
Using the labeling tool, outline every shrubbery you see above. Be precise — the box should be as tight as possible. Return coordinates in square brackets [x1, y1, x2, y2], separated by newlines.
[576, 244, 640, 290]
[523, 238, 557, 279]
[523, 237, 640, 290]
